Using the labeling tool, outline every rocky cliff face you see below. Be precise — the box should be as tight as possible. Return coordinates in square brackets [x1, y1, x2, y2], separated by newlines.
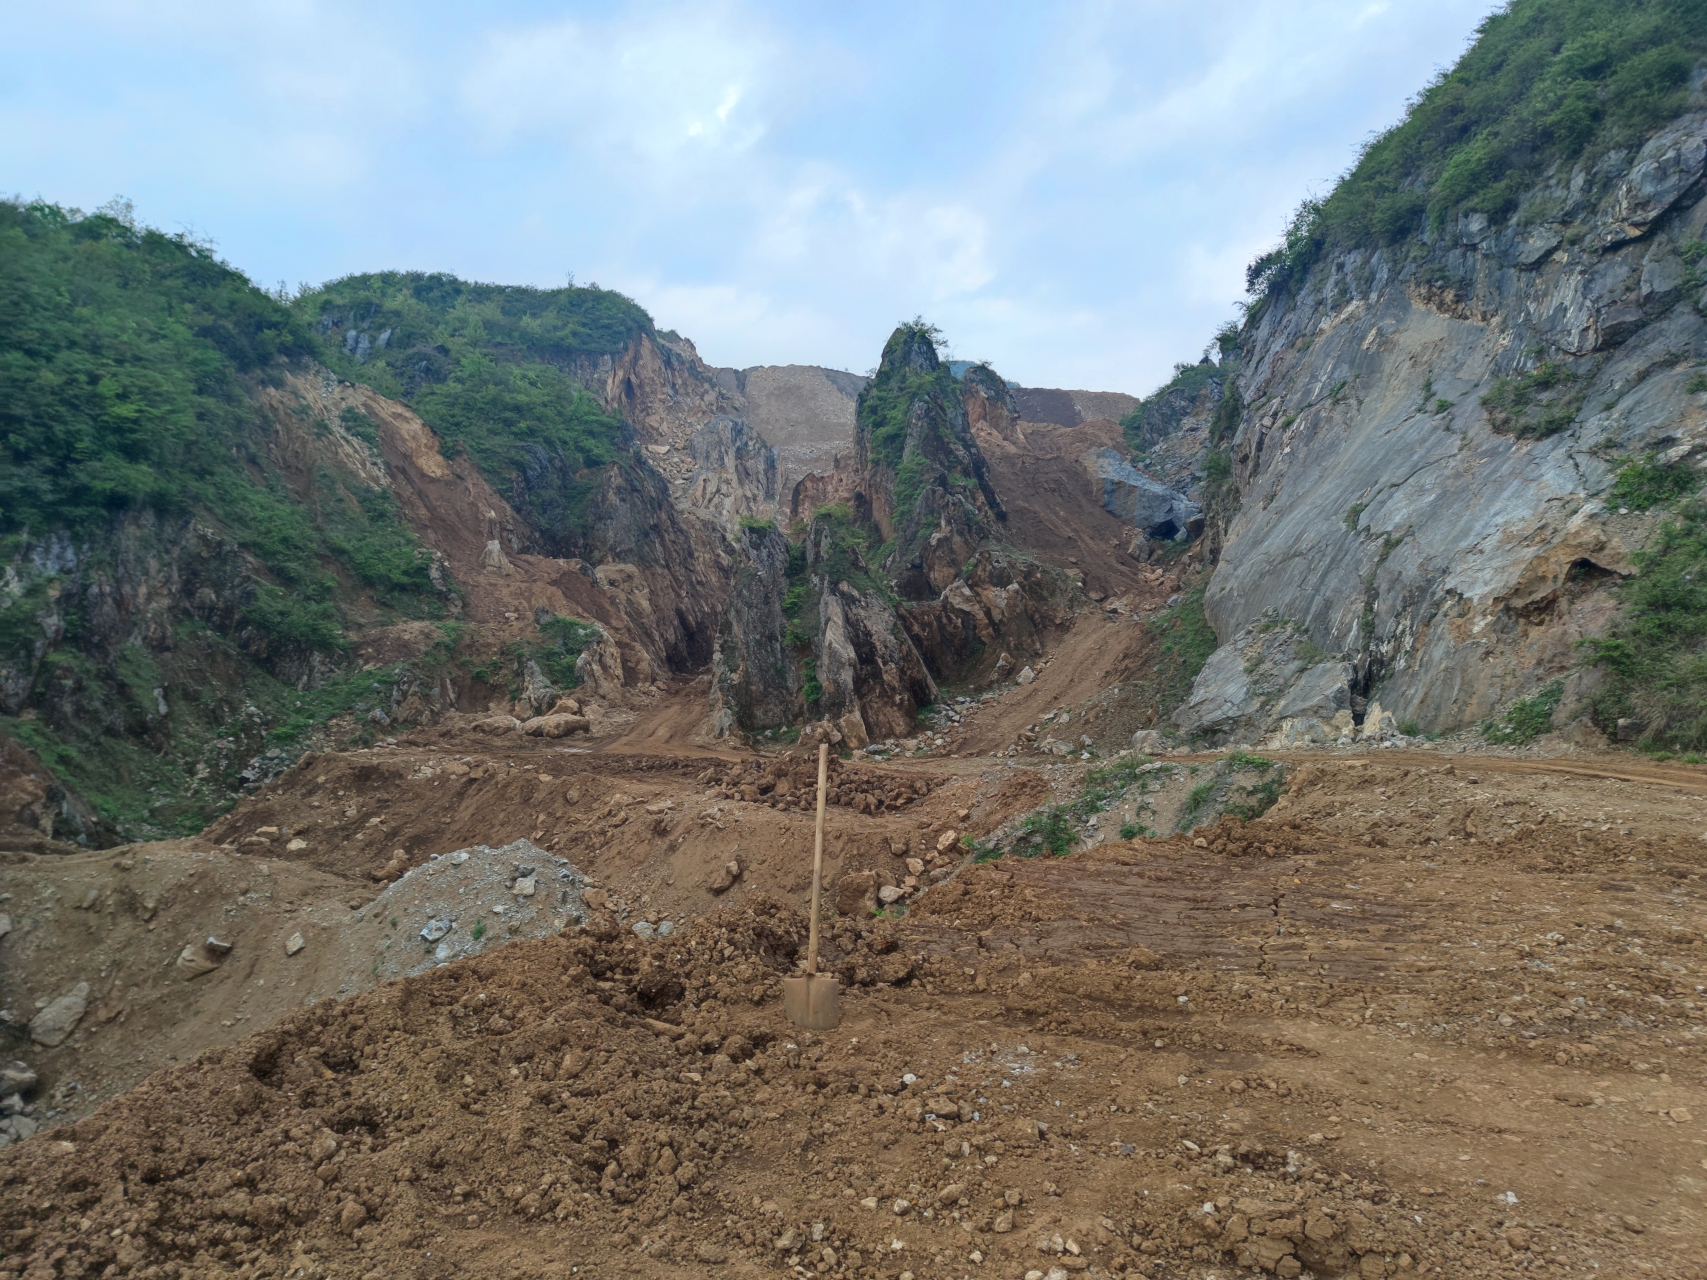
[1179, 103, 1707, 744]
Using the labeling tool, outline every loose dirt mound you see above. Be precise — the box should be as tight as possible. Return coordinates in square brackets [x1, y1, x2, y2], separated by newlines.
[4, 747, 1706, 1280]
[978, 419, 1181, 603]
[699, 757, 949, 816]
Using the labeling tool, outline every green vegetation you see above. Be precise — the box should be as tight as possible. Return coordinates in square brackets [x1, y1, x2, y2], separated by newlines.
[1248, 0, 1707, 296]
[509, 614, 601, 694]
[1007, 807, 1076, 859]
[1225, 748, 1276, 771]
[1344, 500, 1370, 531]
[297, 272, 645, 548]
[1582, 498, 1707, 750]
[1481, 360, 1588, 439]
[471, 920, 487, 942]
[1482, 679, 1566, 744]
[1119, 360, 1224, 451]
[1225, 773, 1286, 821]
[855, 321, 990, 517]
[1146, 586, 1218, 718]
[0, 200, 446, 655]
[1608, 453, 1700, 510]
[973, 754, 1165, 861]
[1182, 780, 1217, 821]
[0, 200, 316, 537]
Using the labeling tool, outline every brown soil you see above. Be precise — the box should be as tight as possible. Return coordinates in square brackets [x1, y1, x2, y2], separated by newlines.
[979, 419, 1198, 605]
[4, 720, 1706, 1279]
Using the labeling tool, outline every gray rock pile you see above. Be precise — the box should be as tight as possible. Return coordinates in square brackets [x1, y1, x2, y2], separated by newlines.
[357, 839, 590, 984]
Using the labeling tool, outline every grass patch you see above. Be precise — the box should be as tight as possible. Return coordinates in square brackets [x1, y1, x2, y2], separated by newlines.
[1144, 586, 1218, 717]
[1481, 361, 1587, 439]
[1225, 775, 1285, 822]
[1607, 453, 1699, 511]
[1581, 498, 1707, 751]
[1225, 748, 1276, 771]
[1481, 680, 1565, 745]
[516, 614, 602, 692]
[1182, 781, 1216, 820]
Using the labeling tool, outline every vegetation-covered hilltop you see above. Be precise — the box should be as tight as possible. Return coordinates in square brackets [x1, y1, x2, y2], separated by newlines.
[0, 204, 665, 841]
[297, 273, 646, 549]
[1250, 0, 1707, 297]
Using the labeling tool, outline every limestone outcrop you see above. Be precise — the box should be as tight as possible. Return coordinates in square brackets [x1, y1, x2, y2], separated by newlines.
[1182, 103, 1707, 738]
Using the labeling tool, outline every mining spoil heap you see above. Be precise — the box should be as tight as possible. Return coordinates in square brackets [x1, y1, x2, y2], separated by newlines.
[2, 690, 1705, 1280]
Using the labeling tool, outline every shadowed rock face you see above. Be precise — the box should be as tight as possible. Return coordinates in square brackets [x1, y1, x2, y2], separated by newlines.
[1081, 446, 1203, 541]
[1188, 106, 1707, 739]
[710, 523, 797, 736]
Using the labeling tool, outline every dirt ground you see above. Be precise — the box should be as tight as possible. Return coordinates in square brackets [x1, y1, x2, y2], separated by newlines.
[4, 644, 1707, 1280]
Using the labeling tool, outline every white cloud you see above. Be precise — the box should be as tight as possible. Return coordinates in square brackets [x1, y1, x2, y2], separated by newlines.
[2, 0, 1504, 393]
[459, 5, 784, 171]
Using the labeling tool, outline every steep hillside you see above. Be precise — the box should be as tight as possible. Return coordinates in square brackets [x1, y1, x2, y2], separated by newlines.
[1164, 0, 1707, 750]
[0, 204, 460, 845]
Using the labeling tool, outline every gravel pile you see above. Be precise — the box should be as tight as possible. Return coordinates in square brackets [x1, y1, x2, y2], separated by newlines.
[356, 839, 590, 985]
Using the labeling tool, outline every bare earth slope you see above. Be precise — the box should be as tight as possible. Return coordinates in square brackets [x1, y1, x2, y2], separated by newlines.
[2, 729, 1704, 1280]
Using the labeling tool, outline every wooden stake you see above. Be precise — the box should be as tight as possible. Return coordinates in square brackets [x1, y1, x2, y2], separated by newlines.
[807, 741, 828, 976]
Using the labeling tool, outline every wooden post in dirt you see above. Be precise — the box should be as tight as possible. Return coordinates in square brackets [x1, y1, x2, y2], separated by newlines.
[784, 740, 841, 1029]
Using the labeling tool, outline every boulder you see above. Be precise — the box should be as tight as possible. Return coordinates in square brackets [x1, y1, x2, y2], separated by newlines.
[522, 713, 590, 738]
[473, 715, 521, 735]
[1081, 446, 1203, 540]
[707, 858, 742, 895]
[836, 871, 878, 916]
[1177, 615, 1354, 745]
[28, 982, 89, 1047]
[1130, 729, 1167, 754]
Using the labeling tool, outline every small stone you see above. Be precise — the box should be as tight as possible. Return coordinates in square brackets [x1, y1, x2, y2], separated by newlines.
[935, 829, 960, 853]
[707, 858, 743, 895]
[286, 838, 308, 852]
[1621, 1215, 1645, 1234]
[204, 936, 233, 956]
[28, 983, 89, 1047]
[696, 1243, 728, 1264]
[658, 920, 676, 937]
[175, 945, 220, 979]
[936, 1182, 965, 1205]
[285, 933, 306, 957]
[994, 1211, 1014, 1233]
[1016, 666, 1035, 685]
[0, 1063, 35, 1094]
[878, 885, 906, 905]
[1005, 1188, 1023, 1206]
[860, 1197, 879, 1210]
[892, 1198, 911, 1215]
[632, 921, 656, 939]
[420, 919, 453, 943]
[339, 1200, 367, 1233]
[1670, 1106, 1694, 1123]
[512, 876, 537, 897]
[0, 913, 9, 939]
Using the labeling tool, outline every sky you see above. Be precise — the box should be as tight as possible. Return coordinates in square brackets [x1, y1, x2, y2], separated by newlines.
[3, 0, 1500, 394]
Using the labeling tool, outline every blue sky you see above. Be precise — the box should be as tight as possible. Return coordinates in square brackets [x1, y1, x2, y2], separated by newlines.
[4, 0, 1497, 393]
